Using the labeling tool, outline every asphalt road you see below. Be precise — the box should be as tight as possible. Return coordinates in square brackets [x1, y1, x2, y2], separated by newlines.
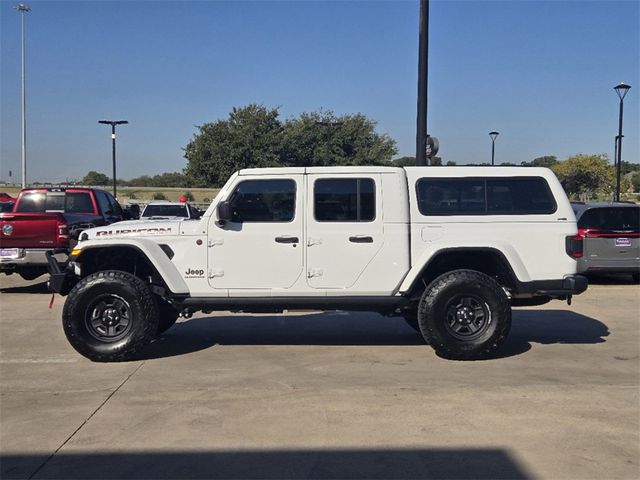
[0, 274, 638, 479]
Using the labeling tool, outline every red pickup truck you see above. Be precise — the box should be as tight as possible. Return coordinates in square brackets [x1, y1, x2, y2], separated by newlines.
[0, 188, 124, 280]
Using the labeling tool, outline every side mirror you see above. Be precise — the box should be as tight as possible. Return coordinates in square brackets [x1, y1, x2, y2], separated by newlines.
[217, 201, 233, 223]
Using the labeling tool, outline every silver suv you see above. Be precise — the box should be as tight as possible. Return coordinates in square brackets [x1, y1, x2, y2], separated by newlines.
[571, 202, 640, 281]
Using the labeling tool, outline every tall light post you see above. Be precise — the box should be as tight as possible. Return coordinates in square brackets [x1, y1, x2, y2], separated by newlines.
[613, 82, 631, 202]
[14, 4, 30, 188]
[98, 120, 128, 198]
[489, 131, 499, 166]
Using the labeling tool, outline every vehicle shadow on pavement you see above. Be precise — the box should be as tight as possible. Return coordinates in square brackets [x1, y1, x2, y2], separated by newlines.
[0, 280, 49, 294]
[133, 310, 609, 362]
[584, 273, 639, 285]
[134, 312, 425, 360]
[1, 447, 531, 480]
[489, 310, 610, 359]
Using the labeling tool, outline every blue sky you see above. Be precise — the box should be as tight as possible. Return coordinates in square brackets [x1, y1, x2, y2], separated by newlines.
[1, 0, 638, 183]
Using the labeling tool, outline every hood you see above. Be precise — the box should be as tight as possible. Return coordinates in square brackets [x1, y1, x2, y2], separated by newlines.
[82, 219, 181, 240]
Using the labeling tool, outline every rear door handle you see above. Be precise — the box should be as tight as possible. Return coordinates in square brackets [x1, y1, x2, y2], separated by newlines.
[349, 236, 373, 243]
[275, 236, 299, 244]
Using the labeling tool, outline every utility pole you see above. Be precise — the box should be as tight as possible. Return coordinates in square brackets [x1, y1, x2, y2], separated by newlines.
[416, 0, 429, 166]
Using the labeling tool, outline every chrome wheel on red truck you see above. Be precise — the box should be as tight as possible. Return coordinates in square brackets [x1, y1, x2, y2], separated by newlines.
[62, 270, 158, 362]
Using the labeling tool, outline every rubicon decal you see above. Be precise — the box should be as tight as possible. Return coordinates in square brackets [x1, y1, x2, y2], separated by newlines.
[95, 227, 172, 236]
[185, 268, 205, 278]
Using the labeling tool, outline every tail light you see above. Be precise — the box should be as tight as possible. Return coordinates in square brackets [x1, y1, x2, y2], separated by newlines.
[566, 234, 583, 259]
[578, 228, 639, 238]
[56, 221, 69, 245]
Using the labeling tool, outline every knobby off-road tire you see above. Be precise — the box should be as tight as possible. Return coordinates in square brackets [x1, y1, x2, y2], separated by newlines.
[156, 298, 179, 336]
[62, 270, 159, 362]
[418, 269, 511, 360]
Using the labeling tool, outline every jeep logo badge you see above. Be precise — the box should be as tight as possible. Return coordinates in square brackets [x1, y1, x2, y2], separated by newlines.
[185, 268, 205, 278]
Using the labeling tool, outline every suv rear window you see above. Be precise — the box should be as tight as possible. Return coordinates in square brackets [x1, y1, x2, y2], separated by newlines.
[142, 205, 189, 218]
[577, 207, 640, 233]
[416, 177, 556, 215]
[16, 191, 94, 214]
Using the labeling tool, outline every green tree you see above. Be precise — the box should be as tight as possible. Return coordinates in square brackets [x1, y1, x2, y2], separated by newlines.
[521, 156, 558, 168]
[182, 191, 195, 201]
[280, 111, 396, 168]
[184, 104, 283, 187]
[82, 171, 109, 186]
[183, 105, 397, 187]
[621, 161, 640, 175]
[552, 154, 615, 200]
[152, 192, 167, 200]
[630, 172, 640, 193]
[393, 156, 416, 167]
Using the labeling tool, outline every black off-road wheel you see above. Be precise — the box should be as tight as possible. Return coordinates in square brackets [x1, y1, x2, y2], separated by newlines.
[156, 298, 179, 336]
[418, 269, 511, 360]
[62, 270, 159, 362]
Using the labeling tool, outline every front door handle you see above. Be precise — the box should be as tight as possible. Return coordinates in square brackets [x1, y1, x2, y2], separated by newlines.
[275, 236, 299, 244]
[349, 236, 373, 243]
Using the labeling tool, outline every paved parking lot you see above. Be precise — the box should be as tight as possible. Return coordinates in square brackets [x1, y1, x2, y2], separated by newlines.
[0, 274, 638, 479]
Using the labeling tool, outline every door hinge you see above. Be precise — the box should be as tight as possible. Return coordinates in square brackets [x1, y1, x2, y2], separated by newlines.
[208, 269, 224, 278]
[307, 268, 323, 278]
[208, 239, 224, 247]
[307, 237, 322, 247]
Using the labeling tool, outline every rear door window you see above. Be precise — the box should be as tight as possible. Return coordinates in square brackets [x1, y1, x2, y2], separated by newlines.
[314, 178, 376, 222]
[96, 191, 112, 215]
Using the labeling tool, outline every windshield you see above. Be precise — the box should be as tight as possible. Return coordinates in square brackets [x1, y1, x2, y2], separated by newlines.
[578, 207, 640, 232]
[142, 205, 188, 218]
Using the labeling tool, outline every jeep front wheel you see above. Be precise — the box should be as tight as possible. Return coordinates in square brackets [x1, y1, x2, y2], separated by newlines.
[62, 270, 159, 362]
[418, 269, 511, 360]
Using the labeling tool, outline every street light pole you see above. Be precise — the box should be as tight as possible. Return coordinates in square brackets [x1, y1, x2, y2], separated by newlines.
[489, 131, 499, 166]
[14, 4, 30, 188]
[98, 120, 128, 198]
[613, 83, 631, 202]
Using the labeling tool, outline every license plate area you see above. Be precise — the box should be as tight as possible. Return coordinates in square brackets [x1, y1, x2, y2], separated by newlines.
[0, 248, 21, 259]
[615, 238, 632, 247]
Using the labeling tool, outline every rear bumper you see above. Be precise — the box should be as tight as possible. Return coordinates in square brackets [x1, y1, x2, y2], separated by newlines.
[516, 275, 588, 299]
[578, 258, 640, 275]
[0, 248, 67, 270]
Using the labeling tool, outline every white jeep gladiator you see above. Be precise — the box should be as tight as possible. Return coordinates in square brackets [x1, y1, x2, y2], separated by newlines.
[47, 166, 587, 361]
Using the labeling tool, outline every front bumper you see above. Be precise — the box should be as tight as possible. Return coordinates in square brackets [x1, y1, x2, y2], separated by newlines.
[45, 250, 77, 295]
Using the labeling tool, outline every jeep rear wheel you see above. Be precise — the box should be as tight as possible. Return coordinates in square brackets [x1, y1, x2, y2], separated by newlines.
[418, 269, 511, 360]
[62, 270, 159, 362]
